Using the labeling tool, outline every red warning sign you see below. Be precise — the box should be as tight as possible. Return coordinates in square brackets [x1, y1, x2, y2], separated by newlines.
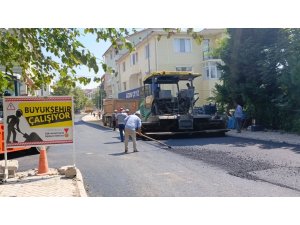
[7, 103, 15, 110]
[64, 128, 69, 137]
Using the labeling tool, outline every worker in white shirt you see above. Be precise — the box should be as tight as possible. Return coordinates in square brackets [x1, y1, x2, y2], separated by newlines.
[124, 111, 142, 153]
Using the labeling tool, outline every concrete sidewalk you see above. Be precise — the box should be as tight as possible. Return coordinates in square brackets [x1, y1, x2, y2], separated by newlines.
[0, 166, 87, 197]
[0, 114, 92, 197]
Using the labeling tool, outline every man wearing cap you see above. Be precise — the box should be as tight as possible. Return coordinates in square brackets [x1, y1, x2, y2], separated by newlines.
[116, 108, 128, 142]
[124, 111, 142, 153]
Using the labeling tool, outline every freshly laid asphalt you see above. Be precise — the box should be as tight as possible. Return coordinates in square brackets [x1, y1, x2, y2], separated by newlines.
[0, 114, 299, 197]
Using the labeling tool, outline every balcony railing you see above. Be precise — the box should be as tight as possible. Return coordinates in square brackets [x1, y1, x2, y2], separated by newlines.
[203, 50, 220, 61]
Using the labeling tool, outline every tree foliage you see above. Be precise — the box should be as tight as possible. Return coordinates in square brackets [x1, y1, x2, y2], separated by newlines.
[0, 28, 134, 93]
[52, 77, 72, 96]
[92, 88, 106, 110]
[213, 28, 300, 132]
[52, 83, 88, 113]
[71, 87, 88, 113]
[275, 29, 300, 132]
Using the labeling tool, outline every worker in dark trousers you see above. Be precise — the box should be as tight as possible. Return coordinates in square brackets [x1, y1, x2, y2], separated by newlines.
[112, 110, 117, 131]
[116, 108, 128, 142]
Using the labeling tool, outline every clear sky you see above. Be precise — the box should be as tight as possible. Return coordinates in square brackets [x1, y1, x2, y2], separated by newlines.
[76, 32, 111, 89]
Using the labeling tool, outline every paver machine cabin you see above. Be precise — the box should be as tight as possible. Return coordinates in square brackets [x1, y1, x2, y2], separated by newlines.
[139, 71, 228, 136]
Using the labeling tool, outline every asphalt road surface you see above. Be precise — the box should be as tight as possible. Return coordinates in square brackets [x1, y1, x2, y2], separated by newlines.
[15, 115, 300, 197]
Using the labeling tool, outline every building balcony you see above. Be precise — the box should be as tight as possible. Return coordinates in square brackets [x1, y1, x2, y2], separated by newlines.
[202, 51, 221, 61]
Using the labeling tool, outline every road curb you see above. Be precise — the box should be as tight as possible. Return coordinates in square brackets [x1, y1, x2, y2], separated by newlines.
[226, 132, 300, 146]
[75, 168, 88, 197]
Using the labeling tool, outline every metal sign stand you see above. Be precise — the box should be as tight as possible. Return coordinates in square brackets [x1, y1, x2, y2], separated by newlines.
[3, 147, 8, 182]
[72, 96, 76, 167]
[3, 110, 8, 182]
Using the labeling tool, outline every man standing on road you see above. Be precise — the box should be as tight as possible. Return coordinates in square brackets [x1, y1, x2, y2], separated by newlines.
[116, 108, 128, 142]
[234, 101, 243, 133]
[124, 111, 142, 153]
[112, 110, 117, 131]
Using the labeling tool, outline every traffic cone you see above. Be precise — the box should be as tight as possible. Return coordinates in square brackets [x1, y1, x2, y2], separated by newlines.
[37, 146, 49, 175]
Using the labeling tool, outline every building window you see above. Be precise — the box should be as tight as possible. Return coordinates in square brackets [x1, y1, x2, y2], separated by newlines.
[123, 82, 127, 91]
[131, 54, 135, 65]
[205, 66, 210, 79]
[122, 62, 126, 72]
[130, 52, 138, 66]
[145, 44, 150, 59]
[211, 66, 216, 78]
[202, 39, 211, 60]
[174, 38, 191, 53]
[203, 62, 222, 79]
[176, 66, 192, 72]
[203, 39, 210, 51]
[110, 52, 113, 60]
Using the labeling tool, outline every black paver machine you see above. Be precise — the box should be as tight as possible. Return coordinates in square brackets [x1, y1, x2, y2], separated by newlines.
[139, 71, 228, 136]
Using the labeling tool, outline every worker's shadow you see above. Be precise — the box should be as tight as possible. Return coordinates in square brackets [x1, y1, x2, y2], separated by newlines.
[109, 152, 134, 156]
[76, 119, 111, 131]
[103, 136, 123, 144]
[103, 141, 122, 144]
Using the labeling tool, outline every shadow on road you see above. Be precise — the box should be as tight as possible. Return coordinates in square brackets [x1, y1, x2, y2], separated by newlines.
[109, 152, 135, 156]
[104, 141, 122, 144]
[75, 120, 112, 131]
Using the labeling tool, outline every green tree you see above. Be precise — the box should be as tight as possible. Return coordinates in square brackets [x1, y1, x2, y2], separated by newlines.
[52, 85, 72, 96]
[92, 88, 106, 110]
[0, 28, 134, 93]
[214, 28, 285, 128]
[85, 99, 94, 108]
[52, 78, 72, 96]
[71, 87, 88, 113]
[275, 29, 300, 132]
[52, 84, 88, 112]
